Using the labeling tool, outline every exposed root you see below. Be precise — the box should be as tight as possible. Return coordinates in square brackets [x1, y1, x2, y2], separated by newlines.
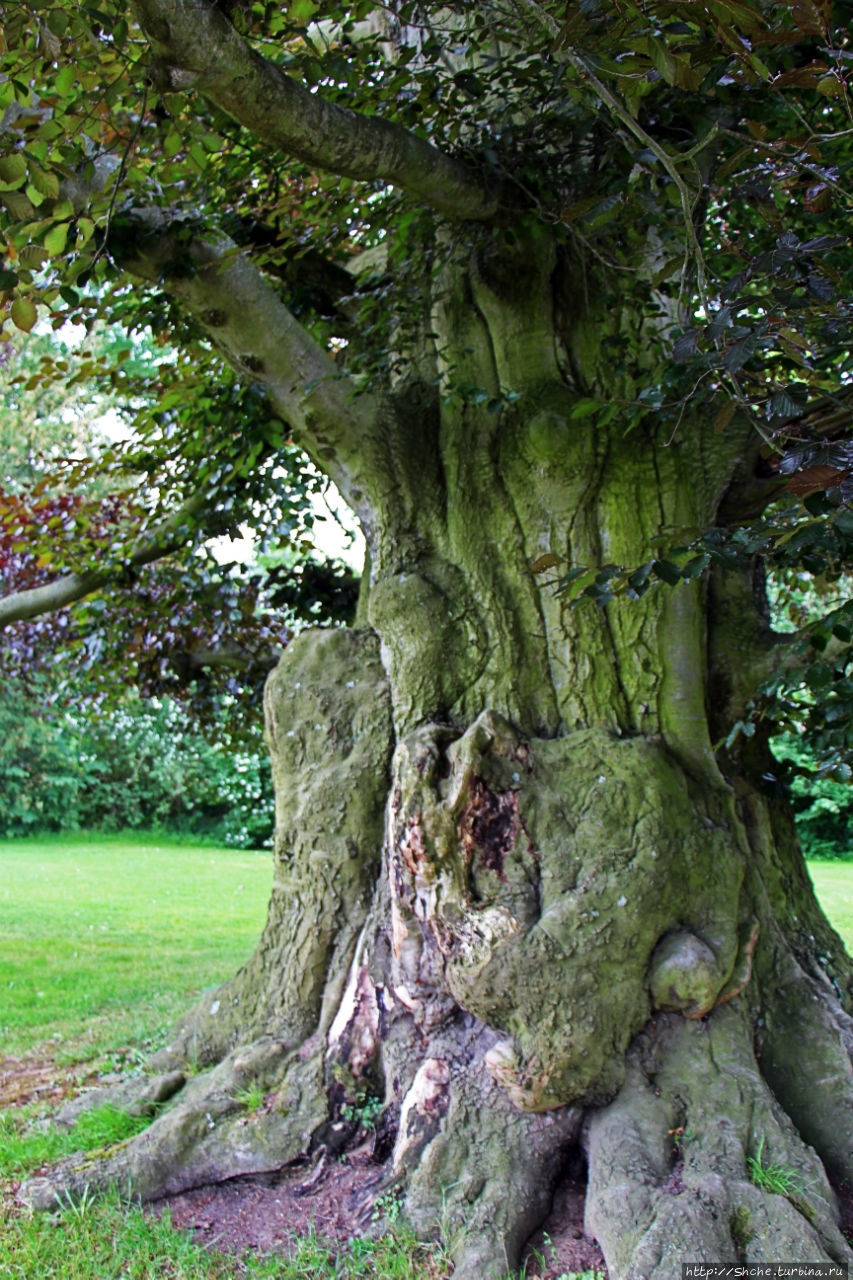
[756, 928, 853, 1185]
[402, 1052, 581, 1280]
[585, 1005, 852, 1280]
[50, 1069, 187, 1128]
[349, 1005, 583, 1280]
[24, 1033, 328, 1208]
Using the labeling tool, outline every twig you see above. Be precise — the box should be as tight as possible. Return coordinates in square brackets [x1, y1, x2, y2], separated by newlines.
[91, 80, 150, 269]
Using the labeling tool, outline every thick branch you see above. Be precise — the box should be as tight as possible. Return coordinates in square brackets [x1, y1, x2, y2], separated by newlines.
[130, 0, 500, 221]
[0, 495, 204, 628]
[0, 568, 106, 628]
[168, 643, 283, 682]
[115, 209, 386, 518]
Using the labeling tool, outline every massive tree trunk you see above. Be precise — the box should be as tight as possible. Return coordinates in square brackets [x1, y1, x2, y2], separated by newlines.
[27, 229, 853, 1279]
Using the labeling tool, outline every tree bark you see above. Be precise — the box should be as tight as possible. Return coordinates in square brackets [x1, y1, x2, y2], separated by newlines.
[129, 0, 501, 221]
[26, 227, 853, 1280]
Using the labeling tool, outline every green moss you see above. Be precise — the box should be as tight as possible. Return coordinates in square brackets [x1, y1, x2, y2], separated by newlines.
[729, 1205, 755, 1255]
[392, 718, 744, 1109]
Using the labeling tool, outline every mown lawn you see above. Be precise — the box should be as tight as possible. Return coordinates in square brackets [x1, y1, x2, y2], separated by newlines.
[0, 832, 272, 1061]
[808, 861, 853, 950]
[1, 836, 850, 1280]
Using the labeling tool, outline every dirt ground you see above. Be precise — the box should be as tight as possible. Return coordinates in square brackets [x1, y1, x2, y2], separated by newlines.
[152, 1157, 607, 1279]
[9, 1052, 853, 1278]
[0, 1054, 98, 1109]
[1, 1052, 607, 1277]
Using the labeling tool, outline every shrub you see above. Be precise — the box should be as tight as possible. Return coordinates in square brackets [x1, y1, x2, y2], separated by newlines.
[772, 733, 853, 861]
[0, 690, 273, 848]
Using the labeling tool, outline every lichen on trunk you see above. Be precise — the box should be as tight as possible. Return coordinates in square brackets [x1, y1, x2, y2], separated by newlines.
[25, 228, 853, 1280]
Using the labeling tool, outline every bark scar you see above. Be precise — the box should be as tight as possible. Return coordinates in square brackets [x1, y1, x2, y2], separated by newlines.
[459, 776, 519, 882]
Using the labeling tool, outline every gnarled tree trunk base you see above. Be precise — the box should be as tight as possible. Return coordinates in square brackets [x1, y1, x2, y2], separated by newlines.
[586, 1006, 850, 1277]
[23, 628, 853, 1280]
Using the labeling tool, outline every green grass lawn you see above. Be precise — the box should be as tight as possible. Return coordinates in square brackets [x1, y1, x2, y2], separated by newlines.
[2, 835, 849, 1280]
[0, 832, 272, 1062]
[808, 861, 853, 951]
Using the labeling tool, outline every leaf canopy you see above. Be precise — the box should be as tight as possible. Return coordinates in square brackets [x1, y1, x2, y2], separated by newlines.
[0, 0, 851, 762]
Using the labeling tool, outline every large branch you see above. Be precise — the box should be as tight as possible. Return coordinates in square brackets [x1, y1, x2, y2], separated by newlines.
[130, 0, 500, 222]
[115, 209, 387, 518]
[0, 494, 205, 628]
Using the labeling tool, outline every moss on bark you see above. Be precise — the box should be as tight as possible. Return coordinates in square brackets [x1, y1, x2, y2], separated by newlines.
[24, 228, 853, 1280]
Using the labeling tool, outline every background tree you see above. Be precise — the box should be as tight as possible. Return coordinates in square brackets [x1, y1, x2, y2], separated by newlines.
[1, 2, 853, 1276]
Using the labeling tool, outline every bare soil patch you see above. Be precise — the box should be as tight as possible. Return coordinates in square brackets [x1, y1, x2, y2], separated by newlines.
[0, 1055, 99, 1109]
[152, 1150, 607, 1277]
[521, 1171, 608, 1277]
[1, 1052, 603, 1276]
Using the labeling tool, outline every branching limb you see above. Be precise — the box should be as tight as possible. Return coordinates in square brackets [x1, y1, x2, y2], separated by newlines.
[116, 208, 389, 518]
[0, 492, 205, 628]
[129, 0, 501, 222]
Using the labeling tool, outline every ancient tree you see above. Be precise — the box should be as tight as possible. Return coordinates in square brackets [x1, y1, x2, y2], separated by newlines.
[1, 2, 853, 1275]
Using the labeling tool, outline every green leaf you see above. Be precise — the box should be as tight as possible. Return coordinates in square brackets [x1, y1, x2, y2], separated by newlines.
[652, 560, 683, 586]
[43, 222, 69, 256]
[570, 398, 602, 420]
[30, 167, 60, 199]
[0, 153, 27, 185]
[558, 566, 590, 585]
[188, 142, 209, 171]
[54, 65, 75, 96]
[10, 297, 38, 332]
[681, 554, 711, 579]
[628, 562, 654, 590]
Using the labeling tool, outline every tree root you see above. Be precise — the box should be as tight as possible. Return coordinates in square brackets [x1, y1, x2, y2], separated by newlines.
[585, 1005, 852, 1280]
[398, 1036, 581, 1280]
[755, 928, 853, 1185]
[25, 1032, 328, 1208]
